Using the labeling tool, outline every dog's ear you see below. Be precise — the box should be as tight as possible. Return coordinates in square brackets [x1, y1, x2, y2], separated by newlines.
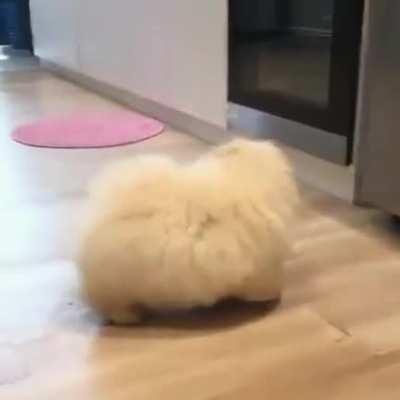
[221, 143, 241, 156]
[214, 139, 247, 157]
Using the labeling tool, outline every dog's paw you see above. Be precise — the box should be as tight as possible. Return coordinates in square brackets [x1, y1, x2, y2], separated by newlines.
[109, 308, 143, 325]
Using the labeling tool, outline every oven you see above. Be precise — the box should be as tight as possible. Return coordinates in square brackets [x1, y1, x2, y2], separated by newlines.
[229, 0, 365, 164]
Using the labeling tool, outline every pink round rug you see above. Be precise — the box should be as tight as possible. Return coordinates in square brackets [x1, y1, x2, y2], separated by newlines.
[11, 111, 165, 148]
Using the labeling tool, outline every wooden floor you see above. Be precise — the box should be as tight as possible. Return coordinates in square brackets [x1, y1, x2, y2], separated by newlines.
[1, 62, 400, 400]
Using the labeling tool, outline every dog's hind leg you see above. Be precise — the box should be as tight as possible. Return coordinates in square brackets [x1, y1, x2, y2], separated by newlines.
[108, 305, 143, 325]
[237, 260, 283, 302]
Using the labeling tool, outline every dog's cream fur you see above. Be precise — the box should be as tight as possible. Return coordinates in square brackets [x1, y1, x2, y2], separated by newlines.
[79, 139, 299, 324]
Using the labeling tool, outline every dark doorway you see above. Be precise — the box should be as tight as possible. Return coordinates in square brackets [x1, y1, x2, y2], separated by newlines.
[0, 0, 33, 52]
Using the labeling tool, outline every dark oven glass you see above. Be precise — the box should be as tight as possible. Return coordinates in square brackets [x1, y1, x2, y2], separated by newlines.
[229, 0, 364, 140]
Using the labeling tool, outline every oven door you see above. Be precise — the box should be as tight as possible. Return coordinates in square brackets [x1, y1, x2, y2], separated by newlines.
[228, 0, 364, 165]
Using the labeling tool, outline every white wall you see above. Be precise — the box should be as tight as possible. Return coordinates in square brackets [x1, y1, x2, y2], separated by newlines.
[30, 0, 80, 70]
[30, 0, 228, 127]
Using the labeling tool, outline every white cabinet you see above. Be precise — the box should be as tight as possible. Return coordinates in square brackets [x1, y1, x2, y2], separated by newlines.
[30, 0, 80, 70]
[30, 0, 227, 127]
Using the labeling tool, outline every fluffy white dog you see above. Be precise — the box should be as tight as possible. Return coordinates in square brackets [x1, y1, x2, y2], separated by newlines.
[79, 139, 299, 324]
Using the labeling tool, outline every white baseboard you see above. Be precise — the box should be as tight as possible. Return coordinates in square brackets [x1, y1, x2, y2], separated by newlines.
[41, 60, 232, 146]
